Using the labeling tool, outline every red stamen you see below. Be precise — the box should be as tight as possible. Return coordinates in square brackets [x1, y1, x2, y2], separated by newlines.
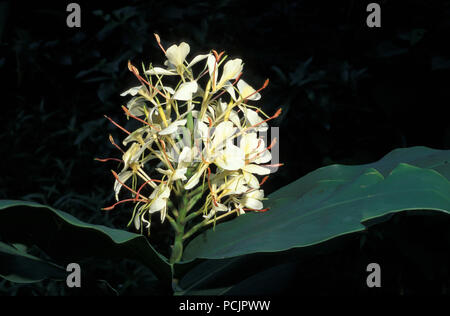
[128, 60, 139, 76]
[207, 116, 213, 128]
[206, 167, 218, 207]
[266, 137, 277, 150]
[109, 134, 125, 153]
[243, 207, 270, 213]
[159, 140, 175, 171]
[127, 61, 168, 100]
[154, 33, 166, 54]
[121, 106, 160, 131]
[259, 175, 269, 186]
[104, 115, 130, 135]
[246, 108, 282, 130]
[102, 198, 147, 211]
[94, 157, 122, 163]
[273, 108, 282, 119]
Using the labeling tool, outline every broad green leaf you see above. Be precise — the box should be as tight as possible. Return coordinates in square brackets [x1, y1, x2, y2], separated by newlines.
[0, 200, 172, 284]
[0, 241, 66, 283]
[183, 147, 450, 261]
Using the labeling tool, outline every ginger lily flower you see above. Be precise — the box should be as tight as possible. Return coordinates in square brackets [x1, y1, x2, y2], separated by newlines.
[208, 57, 243, 91]
[101, 36, 282, 258]
[148, 184, 171, 222]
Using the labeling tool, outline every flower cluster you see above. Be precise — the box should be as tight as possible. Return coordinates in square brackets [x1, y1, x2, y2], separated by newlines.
[100, 35, 281, 234]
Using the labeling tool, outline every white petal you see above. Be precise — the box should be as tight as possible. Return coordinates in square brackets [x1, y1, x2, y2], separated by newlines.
[218, 59, 243, 87]
[185, 164, 207, 190]
[134, 212, 141, 230]
[187, 53, 211, 68]
[120, 86, 142, 97]
[237, 79, 261, 101]
[178, 146, 192, 165]
[173, 81, 198, 101]
[145, 67, 177, 76]
[159, 119, 187, 135]
[243, 108, 268, 132]
[224, 82, 237, 101]
[212, 121, 236, 149]
[244, 198, 263, 210]
[243, 171, 260, 189]
[240, 133, 259, 155]
[161, 86, 175, 94]
[114, 171, 133, 201]
[173, 167, 187, 181]
[243, 164, 271, 175]
[253, 150, 272, 164]
[166, 42, 190, 67]
[228, 110, 241, 129]
[149, 197, 166, 212]
[207, 55, 218, 87]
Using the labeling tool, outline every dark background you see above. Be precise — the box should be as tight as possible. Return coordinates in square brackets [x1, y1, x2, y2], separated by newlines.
[0, 0, 449, 295]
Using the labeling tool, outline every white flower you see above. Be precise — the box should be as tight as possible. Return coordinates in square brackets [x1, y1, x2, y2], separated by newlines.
[149, 185, 171, 222]
[207, 57, 243, 91]
[203, 202, 229, 220]
[156, 146, 192, 182]
[217, 59, 243, 89]
[146, 42, 210, 76]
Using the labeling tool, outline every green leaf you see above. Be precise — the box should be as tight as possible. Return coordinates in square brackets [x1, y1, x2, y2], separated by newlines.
[0, 241, 66, 283]
[0, 200, 172, 285]
[183, 146, 450, 261]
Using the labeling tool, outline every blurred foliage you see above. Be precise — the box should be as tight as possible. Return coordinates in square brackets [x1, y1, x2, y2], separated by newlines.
[0, 0, 449, 294]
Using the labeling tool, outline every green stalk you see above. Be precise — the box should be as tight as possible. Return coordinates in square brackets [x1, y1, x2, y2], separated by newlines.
[169, 195, 188, 264]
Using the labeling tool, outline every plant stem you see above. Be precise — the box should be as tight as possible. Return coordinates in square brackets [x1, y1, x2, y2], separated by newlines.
[169, 195, 188, 264]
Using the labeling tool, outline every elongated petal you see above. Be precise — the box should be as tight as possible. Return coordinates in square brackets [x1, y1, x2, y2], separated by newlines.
[145, 67, 177, 76]
[187, 53, 211, 68]
[224, 82, 237, 101]
[185, 164, 208, 190]
[207, 55, 218, 87]
[114, 170, 133, 201]
[134, 211, 141, 230]
[244, 164, 271, 175]
[120, 86, 142, 96]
